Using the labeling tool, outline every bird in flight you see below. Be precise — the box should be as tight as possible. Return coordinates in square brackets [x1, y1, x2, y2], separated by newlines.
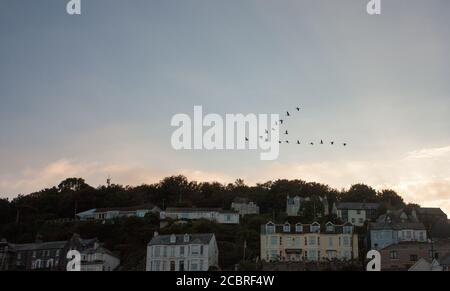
[285, 140, 289, 144]
[286, 111, 290, 116]
[285, 130, 289, 135]
[310, 142, 314, 146]
[296, 107, 300, 111]
[280, 119, 284, 124]
[297, 140, 301, 145]
[331, 141, 334, 145]
[265, 129, 269, 134]
[343, 143, 347, 147]
[245, 137, 249, 142]
[320, 140, 324, 145]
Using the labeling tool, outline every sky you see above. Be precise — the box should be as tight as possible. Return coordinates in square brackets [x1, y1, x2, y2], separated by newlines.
[0, 0, 449, 214]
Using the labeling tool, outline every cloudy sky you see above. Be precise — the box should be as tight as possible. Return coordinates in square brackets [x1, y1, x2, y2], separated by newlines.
[0, 0, 449, 214]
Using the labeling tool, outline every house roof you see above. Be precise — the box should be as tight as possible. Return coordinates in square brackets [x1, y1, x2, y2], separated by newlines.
[8, 241, 67, 251]
[165, 207, 238, 214]
[336, 202, 380, 210]
[439, 253, 450, 266]
[369, 222, 426, 231]
[148, 233, 215, 246]
[95, 204, 159, 213]
[8, 237, 96, 252]
[417, 208, 447, 217]
[260, 222, 354, 235]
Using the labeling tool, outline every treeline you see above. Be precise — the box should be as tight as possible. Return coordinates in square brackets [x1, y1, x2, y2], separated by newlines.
[0, 175, 410, 229]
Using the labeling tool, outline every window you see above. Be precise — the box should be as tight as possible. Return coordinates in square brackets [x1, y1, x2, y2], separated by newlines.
[270, 236, 278, 246]
[343, 236, 350, 246]
[326, 223, 334, 232]
[170, 261, 176, 271]
[328, 237, 333, 247]
[169, 246, 175, 257]
[343, 226, 353, 234]
[410, 255, 418, 262]
[419, 232, 425, 241]
[191, 245, 200, 255]
[351, 218, 356, 224]
[308, 236, 316, 246]
[17, 253, 22, 260]
[359, 218, 364, 224]
[311, 223, 320, 233]
[180, 246, 185, 256]
[266, 223, 275, 234]
[154, 246, 161, 257]
[390, 251, 399, 260]
[295, 224, 303, 233]
[179, 260, 185, 271]
[283, 224, 291, 233]
[191, 260, 199, 271]
[357, 210, 361, 215]
[55, 249, 60, 257]
[154, 260, 161, 271]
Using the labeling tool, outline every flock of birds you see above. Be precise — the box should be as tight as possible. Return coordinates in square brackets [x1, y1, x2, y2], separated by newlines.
[245, 106, 348, 147]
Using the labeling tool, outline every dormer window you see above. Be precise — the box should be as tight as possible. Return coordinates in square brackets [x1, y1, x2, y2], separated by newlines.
[183, 234, 189, 243]
[266, 222, 275, 234]
[283, 223, 291, 233]
[295, 223, 303, 233]
[170, 234, 176, 243]
[343, 224, 353, 234]
[311, 222, 320, 233]
[326, 222, 334, 232]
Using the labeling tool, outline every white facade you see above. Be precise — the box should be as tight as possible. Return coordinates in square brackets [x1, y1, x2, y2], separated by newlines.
[77, 206, 160, 221]
[337, 209, 367, 226]
[161, 208, 239, 224]
[146, 233, 219, 271]
[232, 201, 260, 216]
[80, 248, 120, 271]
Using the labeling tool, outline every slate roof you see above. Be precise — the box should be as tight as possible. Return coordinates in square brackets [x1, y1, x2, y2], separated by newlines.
[7, 238, 97, 252]
[95, 204, 159, 213]
[369, 222, 426, 231]
[165, 208, 238, 214]
[148, 233, 214, 246]
[417, 208, 447, 217]
[260, 222, 354, 235]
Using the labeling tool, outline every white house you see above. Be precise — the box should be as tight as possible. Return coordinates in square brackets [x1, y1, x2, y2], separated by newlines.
[161, 208, 239, 224]
[146, 233, 219, 271]
[80, 246, 120, 271]
[231, 198, 260, 216]
[76, 204, 161, 221]
[369, 209, 427, 250]
[334, 202, 380, 226]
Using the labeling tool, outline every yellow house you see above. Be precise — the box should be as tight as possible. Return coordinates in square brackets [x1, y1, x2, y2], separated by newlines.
[260, 221, 358, 262]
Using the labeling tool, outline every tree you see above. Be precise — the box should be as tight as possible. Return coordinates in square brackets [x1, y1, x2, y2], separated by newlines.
[341, 184, 379, 203]
[378, 189, 405, 209]
[58, 178, 89, 192]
